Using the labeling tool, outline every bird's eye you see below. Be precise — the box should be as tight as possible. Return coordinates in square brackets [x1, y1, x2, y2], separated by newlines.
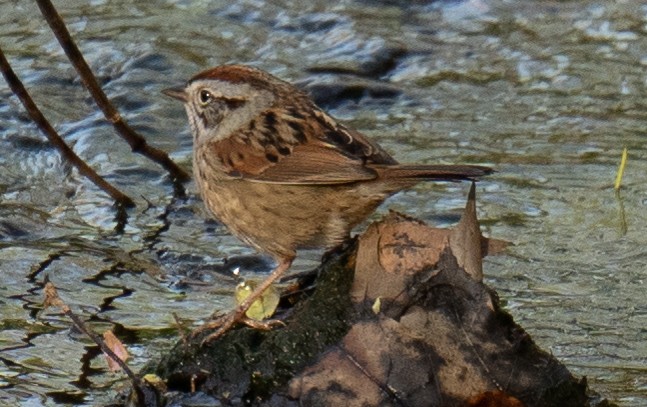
[198, 89, 213, 106]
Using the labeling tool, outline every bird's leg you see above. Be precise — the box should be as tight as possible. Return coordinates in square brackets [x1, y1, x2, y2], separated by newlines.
[195, 255, 294, 345]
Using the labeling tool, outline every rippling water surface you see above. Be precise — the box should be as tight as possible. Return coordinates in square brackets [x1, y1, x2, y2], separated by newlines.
[1, 0, 646, 405]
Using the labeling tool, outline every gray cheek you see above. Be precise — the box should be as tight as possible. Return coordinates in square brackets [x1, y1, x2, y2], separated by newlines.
[185, 103, 223, 143]
[203, 104, 225, 128]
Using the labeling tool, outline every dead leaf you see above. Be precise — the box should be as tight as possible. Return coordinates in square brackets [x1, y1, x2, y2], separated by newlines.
[450, 182, 483, 281]
[466, 390, 525, 407]
[103, 330, 129, 372]
[235, 280, 280, 321]
[353, 212, 450, 304]
[43, 282, 65, 310]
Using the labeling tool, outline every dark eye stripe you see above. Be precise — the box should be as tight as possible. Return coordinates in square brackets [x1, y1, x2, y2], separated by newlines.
[223, 98, 246, 109]
[198, 90, 245, 107]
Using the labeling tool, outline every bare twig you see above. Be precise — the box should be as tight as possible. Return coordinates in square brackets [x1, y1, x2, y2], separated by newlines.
[0, 46, 135, 209]
[43, 282, 161, 405]
[172, 312, 190, 346]
[43, 283, 136, 381]
[35, 0, 191, 188]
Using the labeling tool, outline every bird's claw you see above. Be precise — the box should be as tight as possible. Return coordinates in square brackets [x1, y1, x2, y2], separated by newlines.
[190, 310, 285, 346]
[240, 317, 285, 331]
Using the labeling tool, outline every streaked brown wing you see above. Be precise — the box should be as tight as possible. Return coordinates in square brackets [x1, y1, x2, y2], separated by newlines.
[310, 110, 398, 166]
[246, 141, 378, 184]
[204, 103, 402, 185]
[208, 133, 378, 185]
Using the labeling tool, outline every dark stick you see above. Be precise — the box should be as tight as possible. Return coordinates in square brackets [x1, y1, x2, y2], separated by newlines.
[0, 47, 135, 208]
[35, 0, 191, 186]
[43, 282, 161, 406]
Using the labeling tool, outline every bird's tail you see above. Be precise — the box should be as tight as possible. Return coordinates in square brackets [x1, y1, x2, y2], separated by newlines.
[375, 164, 493, 182]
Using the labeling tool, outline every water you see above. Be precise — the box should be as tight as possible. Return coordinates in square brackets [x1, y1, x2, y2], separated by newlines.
[1, 0, 646, 405]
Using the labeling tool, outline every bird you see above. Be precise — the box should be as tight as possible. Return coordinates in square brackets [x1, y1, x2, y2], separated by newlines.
[163, 64, 492, 343]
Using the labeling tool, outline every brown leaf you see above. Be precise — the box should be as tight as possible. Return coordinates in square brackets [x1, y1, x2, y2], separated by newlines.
[103, 330, 129, 372]
[450, 182, 484, 281]
[466, 390, 525, 407]
[43, 282, 66, 311]
[482, 236, 510, 256]
[352, 212, 450, 304]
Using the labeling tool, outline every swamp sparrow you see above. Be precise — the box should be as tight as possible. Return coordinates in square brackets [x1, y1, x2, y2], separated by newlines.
[163, 65, 492, 342]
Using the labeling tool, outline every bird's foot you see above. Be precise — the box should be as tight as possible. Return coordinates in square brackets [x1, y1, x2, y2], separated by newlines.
[190, 256, 294, 346]
[190, 307, 285, 346]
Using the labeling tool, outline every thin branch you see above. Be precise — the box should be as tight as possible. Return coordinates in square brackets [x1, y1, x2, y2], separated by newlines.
[35, 0, 191, 187]
[0, 46, 135, 209]
[43, 282, 161, 405]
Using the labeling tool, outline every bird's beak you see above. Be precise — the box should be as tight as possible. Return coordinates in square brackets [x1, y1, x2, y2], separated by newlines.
[162, 86, 188, 102]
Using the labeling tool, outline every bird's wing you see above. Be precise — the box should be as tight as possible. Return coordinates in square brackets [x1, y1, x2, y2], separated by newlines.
[207, 136, 377, 185]
[205, 108, 396, 185]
